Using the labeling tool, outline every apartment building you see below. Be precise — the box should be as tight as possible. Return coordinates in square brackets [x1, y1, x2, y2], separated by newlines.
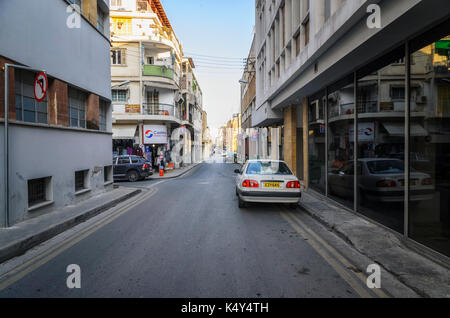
[110, 0, 204, 168]
[254, 0, 450, 260]
[0, 0, 112, 227]
[239, 34, 282, 162]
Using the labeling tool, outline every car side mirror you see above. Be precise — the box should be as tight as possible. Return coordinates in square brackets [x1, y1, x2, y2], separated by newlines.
[234, 169, 241, 174]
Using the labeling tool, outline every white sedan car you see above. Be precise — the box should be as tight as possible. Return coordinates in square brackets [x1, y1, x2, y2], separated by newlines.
[235, 160, 303, 208]
[328, 158, 435, 202]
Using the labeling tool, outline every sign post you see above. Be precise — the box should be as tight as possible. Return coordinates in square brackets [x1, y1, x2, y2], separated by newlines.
[34, 72, 48, 102]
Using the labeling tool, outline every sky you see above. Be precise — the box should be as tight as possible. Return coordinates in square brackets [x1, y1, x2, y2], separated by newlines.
[160, 0, 255, 139]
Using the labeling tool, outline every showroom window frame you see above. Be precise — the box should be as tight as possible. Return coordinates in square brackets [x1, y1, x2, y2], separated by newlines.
[305, 36, 450, 264]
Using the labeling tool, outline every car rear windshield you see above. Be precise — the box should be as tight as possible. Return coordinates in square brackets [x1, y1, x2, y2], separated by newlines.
[366, 160, 404, 174]
[246, 161, 293, 175]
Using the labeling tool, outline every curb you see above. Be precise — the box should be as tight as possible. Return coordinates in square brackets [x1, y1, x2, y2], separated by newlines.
[148, 163, 202, 180]
[297, 192, 448, 298]
[0, 188, 142, 264]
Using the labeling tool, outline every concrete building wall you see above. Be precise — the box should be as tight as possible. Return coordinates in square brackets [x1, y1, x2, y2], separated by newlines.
[0, 0, 111, 100]
[0, 124, 113, 225]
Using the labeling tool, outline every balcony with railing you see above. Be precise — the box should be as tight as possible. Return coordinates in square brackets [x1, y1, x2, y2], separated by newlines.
[142, 103, 180, 120]
[142, 65, 174, 80]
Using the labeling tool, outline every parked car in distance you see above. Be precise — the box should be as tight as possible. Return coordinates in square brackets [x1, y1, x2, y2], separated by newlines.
[235, 160, 303, 208]
[113, 155, 153, 182]
[328, 158, 435, 203]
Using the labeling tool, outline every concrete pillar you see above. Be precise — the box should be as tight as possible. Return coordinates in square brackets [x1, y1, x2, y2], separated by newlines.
[302, 97, 309, 188]
[86, 93, 100, 130]
[283, 105, 297, 176]
[48, 79, 68, 126]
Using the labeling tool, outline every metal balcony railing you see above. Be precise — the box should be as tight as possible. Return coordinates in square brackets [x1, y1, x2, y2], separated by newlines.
[357, 100, 378, 114]
[143, 103, 179, 119]
[142, 65, 174, 80]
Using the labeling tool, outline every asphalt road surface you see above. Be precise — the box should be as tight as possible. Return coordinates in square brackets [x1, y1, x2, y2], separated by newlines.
[0, 162, 414, 298]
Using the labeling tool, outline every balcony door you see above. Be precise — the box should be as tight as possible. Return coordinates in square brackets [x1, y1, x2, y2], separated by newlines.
[146, 90, 159, 115]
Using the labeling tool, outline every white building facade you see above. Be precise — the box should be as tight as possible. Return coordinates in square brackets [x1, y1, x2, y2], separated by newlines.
[110, 0, 204, 168]
[254, 0, 450, 260]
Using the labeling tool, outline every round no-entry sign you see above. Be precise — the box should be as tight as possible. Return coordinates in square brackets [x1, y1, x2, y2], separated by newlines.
[34, 72, 48, 102]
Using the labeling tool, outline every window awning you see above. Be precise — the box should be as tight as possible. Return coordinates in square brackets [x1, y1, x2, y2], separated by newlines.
[382, 122, 428, 137]
[112, 125, 137, 140]
[144, 81, 177, 90]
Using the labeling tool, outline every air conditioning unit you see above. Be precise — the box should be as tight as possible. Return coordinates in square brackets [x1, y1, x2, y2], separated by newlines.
[416, 95, 427, 104]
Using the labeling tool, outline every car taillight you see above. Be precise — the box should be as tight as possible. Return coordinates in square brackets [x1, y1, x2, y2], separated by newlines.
[376, 180, 397, 187]
[286, 181, 301, 189]
[422, 178, 433, 185]
[142, 164, 149, 169]
[242, 180, 259, 188]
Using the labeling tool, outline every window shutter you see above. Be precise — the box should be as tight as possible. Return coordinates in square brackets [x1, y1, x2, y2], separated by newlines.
[121, 49, 127, 66]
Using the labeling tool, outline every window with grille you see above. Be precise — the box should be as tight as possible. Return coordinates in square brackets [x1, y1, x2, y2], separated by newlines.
[110, 0, 122, 8]
[28, 177, 51, 207]
[111, 49, 125, 65]
[15, 70, 48, 124]
[99, 99, 109, 131]
[112, 89, 127, 102]
[69, 87, 86, 128]
[391, 87, 406, 100]
[75, 170, 89, 192]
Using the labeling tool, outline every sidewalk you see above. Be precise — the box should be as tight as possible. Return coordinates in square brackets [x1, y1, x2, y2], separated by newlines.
[0, 187, 141, 264]
[149, 162, 202, 180]
[299, 190, 450, 298]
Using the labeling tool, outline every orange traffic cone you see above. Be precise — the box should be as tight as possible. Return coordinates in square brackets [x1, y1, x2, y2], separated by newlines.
[159, 168, 164, 177]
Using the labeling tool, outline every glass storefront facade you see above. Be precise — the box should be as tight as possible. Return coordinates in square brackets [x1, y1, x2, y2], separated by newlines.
[307, 21, 450, 258]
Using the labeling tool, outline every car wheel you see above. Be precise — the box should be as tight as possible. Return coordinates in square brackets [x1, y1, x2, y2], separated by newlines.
[238, 197, 247, 208]
[127, 170, 139, 182]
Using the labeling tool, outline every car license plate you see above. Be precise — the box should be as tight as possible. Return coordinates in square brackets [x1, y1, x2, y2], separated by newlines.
[264, 182, 281, 188]
[400, 180, 417, 186]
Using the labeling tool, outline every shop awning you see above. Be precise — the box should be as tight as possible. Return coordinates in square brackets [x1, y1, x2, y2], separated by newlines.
[143, 81, 177, 90]
[383, 122, 428, 137]
[112, 125, 137, 140]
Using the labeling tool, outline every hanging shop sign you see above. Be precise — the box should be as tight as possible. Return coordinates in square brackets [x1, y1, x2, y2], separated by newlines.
[143, 125, 168, 144]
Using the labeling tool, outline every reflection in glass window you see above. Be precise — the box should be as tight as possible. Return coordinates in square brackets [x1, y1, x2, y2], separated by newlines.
[409, 34, 450, 257]
[309, 93, 326, 194]
[357, 49, 406, 234]
[328, 80, 355, 209]
[246, 161, 293, 175]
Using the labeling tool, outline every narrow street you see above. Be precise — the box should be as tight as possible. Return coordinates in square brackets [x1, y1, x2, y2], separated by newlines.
[0, 162, 412, 298]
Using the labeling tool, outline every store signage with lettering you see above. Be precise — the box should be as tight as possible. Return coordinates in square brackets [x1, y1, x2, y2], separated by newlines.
[349, 122, 375, 142]
[143, 125, 168, 144]
[125, 104, 141, 113]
